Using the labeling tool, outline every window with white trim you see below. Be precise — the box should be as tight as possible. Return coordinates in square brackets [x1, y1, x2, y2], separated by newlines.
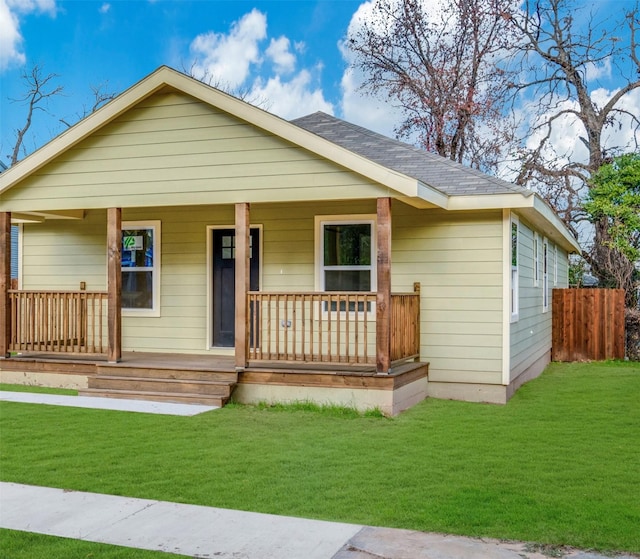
[542, 237, 549, 312]
[510, 216, 519, 322]
[553, 244, 558, 285]
[317, 217, 376, 310]
[533, 232, 540, 287]
[121, 221, 160, 316]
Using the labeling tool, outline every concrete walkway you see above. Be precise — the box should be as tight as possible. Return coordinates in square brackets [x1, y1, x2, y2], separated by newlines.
[1, 482, 636, 559]
[0, 391, 217, 415]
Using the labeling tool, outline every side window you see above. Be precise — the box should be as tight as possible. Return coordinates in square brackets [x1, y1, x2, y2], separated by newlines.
[511, 216, 519, 322]
[533, 232, 540, 287]
[121, 221, 161, 316]
[542, 238, 549, 312]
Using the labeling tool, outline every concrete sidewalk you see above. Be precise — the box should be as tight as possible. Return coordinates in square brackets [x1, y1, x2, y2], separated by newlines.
[0, 391, 217, 415]
[1, 482, 636, 559]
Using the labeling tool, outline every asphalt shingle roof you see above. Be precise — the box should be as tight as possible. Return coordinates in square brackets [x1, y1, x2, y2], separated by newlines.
[291, 112, 532, 198]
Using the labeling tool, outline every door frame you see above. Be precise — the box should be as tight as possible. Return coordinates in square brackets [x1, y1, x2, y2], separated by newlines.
[206, 224, 263, 350]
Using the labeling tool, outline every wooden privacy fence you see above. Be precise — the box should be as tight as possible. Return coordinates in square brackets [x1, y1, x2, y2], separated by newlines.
[8, 290, 108, 355]
[248, 285, 420, 365]
[552, 288, 625, 362]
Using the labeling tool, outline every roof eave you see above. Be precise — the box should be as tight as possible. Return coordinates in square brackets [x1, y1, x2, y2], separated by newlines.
[447, 192, 580, 253]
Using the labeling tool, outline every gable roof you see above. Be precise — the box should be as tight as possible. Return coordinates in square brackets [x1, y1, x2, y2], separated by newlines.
[292, 112, 531, 198]
[0, 65, 579, 252]
[0, 66, 432, 204]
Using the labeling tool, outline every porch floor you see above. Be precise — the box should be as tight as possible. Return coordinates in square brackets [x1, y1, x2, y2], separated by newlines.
[0, 351, 421, 376]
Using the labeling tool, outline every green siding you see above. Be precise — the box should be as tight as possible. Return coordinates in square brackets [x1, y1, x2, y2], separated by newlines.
[2, 92, 387, 213]
[510, 216, 569, 380]
[394, 205, 504, 383]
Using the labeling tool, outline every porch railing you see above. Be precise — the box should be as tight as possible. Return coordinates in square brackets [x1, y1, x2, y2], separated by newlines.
[8, 290, 108, 355]
[248, 284, 420, 366]
[390, 284, 421, 362]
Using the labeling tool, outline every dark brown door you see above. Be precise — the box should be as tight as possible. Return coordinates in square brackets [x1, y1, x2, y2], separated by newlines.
[212, 228, 260, 347]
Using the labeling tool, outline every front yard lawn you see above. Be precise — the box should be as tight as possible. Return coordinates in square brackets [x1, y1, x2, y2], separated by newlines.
[1, 361, 638, 554]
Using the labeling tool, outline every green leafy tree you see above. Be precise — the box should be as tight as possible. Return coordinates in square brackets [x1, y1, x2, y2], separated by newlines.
[584, 153, 640, 306]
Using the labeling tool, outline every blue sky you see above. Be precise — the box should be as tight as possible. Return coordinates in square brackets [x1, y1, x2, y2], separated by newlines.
[1, 0, 638, 168]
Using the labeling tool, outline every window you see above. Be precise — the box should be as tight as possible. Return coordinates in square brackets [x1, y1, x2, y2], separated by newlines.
[533, 232, 540, 287]
[510, 216, 519, 321]
[553, 244, 558, 285]
[317, 217, 375, 310]
[121, 221, 160, 316]
[542, 238, 549, 312]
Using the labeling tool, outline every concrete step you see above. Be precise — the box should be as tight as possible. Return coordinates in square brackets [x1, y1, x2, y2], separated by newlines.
[88, 375, 234, 398]
[78, 388, 227, 407]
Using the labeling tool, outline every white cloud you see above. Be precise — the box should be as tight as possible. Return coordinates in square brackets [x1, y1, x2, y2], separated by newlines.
[266, 36, 295, 74]
[340, 65, 402, 138]
[0, 0, 24, 69]
[99, 2, 110, 14]
[522, 86, 640, 171]
[189, 8, 267, 89]
[188, 9, 333, 120]
[585, 58, 612, 83]
[7, 0, 55, 13]
[250, 70, 333, 120]
[596, 87, 640, 154]
[0, 0, 56, 71]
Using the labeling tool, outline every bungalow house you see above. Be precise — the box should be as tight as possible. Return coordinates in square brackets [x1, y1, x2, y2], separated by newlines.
[0, 66, 580, 414]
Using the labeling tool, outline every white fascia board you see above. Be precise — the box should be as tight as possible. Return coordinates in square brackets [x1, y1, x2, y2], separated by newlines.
[447, 193, 534, 211]
[526, 196, 581, 253]
[447, 192, 580, 254]
[417, 182, 449, 209]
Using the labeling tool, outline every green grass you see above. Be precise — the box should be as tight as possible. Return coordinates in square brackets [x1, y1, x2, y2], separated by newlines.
[0, 529, 192, 558]
[1, 361, 639, 554]
[0, 383, 77, 396]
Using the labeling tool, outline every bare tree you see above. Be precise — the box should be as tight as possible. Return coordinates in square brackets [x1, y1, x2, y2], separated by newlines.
[8, 65, 63, 166]
[7, 67, 118, 166]
[58, 82, 117, 128]
[347, 0, 520, 173]
[182, 62, 271, 111]
[508, 0, 640, 292]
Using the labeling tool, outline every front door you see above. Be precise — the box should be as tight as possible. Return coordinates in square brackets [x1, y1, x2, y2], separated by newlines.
[212, 228, 260, 347]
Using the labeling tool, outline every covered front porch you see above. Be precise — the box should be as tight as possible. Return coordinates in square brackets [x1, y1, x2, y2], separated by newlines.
[0, 200, 427, 414]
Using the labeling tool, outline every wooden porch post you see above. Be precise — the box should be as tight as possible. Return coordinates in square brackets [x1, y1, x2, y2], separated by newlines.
[0, 212, 11, 358]
[107, 207, 122, 363]
[235, 202, 250, 371]
[376, 197, 391, 374]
